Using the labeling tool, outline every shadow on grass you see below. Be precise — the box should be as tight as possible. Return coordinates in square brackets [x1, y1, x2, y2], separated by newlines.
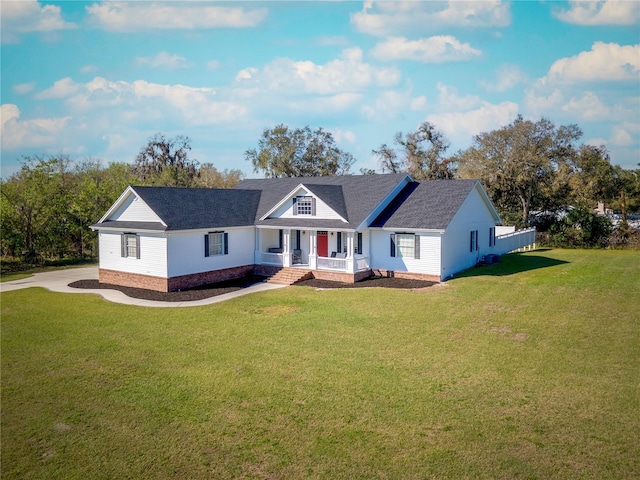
[454, 252, 568, 279]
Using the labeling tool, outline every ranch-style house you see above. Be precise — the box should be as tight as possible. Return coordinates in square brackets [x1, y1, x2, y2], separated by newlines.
[91, 173, 536, 292]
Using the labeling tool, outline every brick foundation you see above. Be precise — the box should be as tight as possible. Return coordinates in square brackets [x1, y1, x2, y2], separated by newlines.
[311, 269, 373, 283]
[99, 265, 439, 292]
[99, 265, 254, 292]
[372, 269, 441, 283]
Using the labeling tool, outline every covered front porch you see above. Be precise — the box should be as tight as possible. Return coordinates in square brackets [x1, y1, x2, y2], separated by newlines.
[254, 227, 370, 275]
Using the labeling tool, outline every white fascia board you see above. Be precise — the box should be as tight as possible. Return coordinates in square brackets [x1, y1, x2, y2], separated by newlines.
[474, 181, 502, 223]
[370, 226, 445, 234]
[92, 226, 167, 235]
[260, 183, 306, 220]
[166, 225, 252, 235]
[97, 185, 169, 228]
[356, 173, 413, 231]
[302, 184, 348, 223]
[256, 225, 355, 232]
[97, 185, 136, 223]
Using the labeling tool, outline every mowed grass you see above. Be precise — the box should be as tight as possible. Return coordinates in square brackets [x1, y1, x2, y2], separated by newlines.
[1, 249, 639, 479]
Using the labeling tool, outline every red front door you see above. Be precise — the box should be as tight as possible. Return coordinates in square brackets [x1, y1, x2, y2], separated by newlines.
[317, 232, 328, 257]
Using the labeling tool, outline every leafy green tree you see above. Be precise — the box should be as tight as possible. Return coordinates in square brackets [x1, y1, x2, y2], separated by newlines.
[196, 164, 245, 188]
[456, 116, 582, 227]
[373, 122, 455, 180]
[245, 124, 355, 177]
[550, 207, 612, 248]
[132, 133, 199, 186]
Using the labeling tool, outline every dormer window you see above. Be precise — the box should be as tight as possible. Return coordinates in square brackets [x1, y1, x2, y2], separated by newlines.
[293, 196, 316, 216]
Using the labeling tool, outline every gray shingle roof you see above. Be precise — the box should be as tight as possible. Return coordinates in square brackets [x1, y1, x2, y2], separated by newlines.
[370, 179, 479, 230]
[235, 173, 409, 228]
[124, 186, 260, 230]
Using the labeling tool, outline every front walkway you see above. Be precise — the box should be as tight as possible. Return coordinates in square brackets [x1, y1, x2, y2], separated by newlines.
[0, 267, 286, 308]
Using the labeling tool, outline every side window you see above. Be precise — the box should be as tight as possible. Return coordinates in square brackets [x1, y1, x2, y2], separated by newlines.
[121, 234, 140, 259]
[205, 232, 228, 257]
[470, 230, 479, 252]
[390, 233, 420, 259]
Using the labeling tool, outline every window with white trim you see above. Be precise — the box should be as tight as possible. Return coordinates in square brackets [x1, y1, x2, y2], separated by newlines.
[390, 233, 420, 259]
[121, 234, 140, 259]
[293, 196, 315, 216]
[205, 231, 228, 257]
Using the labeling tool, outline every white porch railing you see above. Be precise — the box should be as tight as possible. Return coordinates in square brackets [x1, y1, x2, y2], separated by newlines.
[316, 256, 370, 272]
[355, 257, 370, 271]
[260, 252, 285, 266]
[495, 227, 536, 255]
[317, 257, 348, 271]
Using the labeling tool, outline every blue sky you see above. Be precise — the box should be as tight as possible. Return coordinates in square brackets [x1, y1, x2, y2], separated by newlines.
[1, 1, 639, 179]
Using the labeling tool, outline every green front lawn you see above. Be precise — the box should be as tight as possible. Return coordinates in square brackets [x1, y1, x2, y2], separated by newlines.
[2, 249, 639, 479]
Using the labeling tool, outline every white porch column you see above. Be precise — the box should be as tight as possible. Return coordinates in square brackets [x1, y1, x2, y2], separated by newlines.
[254, 228, 262, 264]
[346, 232, 355, 273]
[308, 231, 317, 270]
[283, 229, 291, 267]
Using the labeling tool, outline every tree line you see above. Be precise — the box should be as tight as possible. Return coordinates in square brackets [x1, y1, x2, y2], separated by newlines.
[2, 119, 639, 267]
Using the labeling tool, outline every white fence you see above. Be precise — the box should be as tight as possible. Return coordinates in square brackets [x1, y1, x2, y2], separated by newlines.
[494, 227, 536, 255]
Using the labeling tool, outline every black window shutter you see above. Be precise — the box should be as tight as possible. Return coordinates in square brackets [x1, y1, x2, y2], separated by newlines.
[475, 231, 479, 251]
[121, 234, 126, 257]
[414, 235, 420, 259]
[357, 232, 363, 255]
[296, 230, 301, 250]
[390, 234, 396, 257]
[204, 234, 210, 257]
[293, 197, 297, 216]
[135, 235, 141, 259]
[337, 232, 342, 253]
[278, 229, 283, 249]
[224, 232, 229, 255]
[311, 197, 316, 216]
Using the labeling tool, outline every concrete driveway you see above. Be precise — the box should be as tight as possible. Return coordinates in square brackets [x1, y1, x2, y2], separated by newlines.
[0, 267, 285, 308]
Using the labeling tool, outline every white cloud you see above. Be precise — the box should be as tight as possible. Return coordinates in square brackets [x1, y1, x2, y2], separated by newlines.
[436, 83, 481, 111]
[329, 129, 357, 144]
[13, 82, 36, 95]
[1, 104, 71, 150]
[553, 0, 640, 25]
[372, 36, 481, 63]
[362, 90, 413, 119]
[35, 76, 247, 127]
[480, 64, 528, 92]
[545, 42, 640, 84]
[135, 52, 193, 70]
[85, 2, 267, 32]
[287, 93, 363, 114]
[35, 77, 81, 99]
[235, 48, 401, 95]
[1, 0, 76, 43]
[611, 122, 640, 147]
[410, 96, 428, 111]
[206, 60, 222, 71]
[351, 1, 510, 36]
[561, 91, 610, 121]
[426, 101, 519, 145]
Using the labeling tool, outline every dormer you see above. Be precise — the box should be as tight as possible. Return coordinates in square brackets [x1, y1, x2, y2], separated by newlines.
[261, 184, 348, 222]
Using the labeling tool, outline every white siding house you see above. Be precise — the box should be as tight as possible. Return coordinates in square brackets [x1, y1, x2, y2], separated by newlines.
[91, 174, 535, 292]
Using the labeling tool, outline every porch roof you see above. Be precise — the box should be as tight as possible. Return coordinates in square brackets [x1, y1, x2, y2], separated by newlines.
[256, 218, 350, 229]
